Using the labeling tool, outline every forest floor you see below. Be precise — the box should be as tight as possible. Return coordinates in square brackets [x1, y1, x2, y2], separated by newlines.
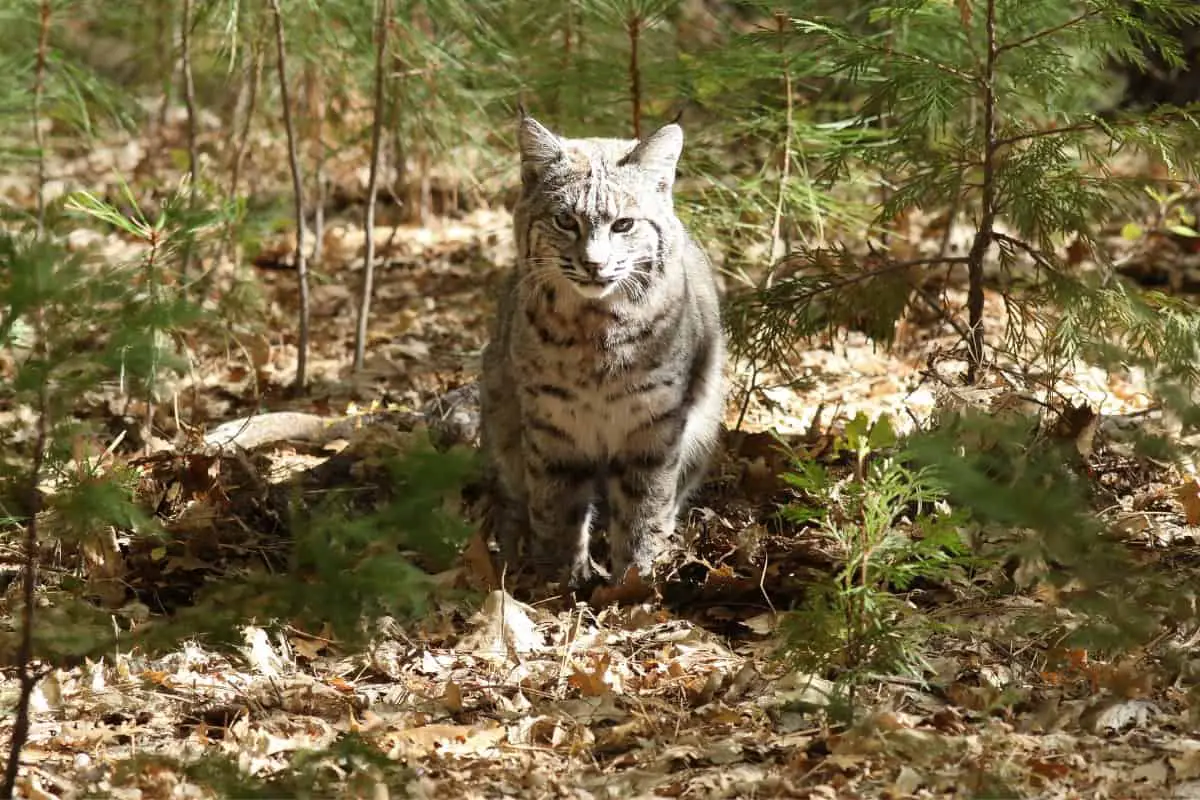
[5, 118, 1200, 799]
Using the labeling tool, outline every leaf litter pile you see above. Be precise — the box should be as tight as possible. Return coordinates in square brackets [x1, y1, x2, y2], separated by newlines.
[7, 122, 1200, 799]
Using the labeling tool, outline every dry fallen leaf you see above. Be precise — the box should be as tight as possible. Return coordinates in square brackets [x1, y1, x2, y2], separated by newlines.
[383, 723, 507, 759]
[1176, 478, 1200, 525]
[441, 680, 464, 713]
[458, 590, 543, 659]
[568, 654, 612, 697]
[460, 529, 500, 591]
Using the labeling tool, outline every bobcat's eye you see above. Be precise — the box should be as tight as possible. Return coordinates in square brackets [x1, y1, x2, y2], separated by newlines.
[611, 217, 635, 233]
[552, 212, 578, 232]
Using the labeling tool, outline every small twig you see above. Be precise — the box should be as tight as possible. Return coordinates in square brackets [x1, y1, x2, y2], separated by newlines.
[355, 0, 392, 372]
[735, 360, 760, 431]
[914, 283, 971, 341]
[268, 0, 311, 392]
[991, 109, 1194, 150]
[995, 10, 1099, 56]
[992, 232, 1058, 271]
[757, 552, 776, 618]
[780, 255, 971, 303]
[851, 39, 979, 84]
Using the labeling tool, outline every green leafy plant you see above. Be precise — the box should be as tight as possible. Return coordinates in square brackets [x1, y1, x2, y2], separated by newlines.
[780, 414, 970, 713]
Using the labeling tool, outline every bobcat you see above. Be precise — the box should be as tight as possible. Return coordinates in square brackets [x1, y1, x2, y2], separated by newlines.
[480, 112, 726, 587]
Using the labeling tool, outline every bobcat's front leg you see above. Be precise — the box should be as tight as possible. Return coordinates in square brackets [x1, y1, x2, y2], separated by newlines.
[607, 452, 681, 583]
[523, 427, 599, 587]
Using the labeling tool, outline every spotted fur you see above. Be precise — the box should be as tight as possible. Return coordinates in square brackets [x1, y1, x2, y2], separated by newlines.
[480, 113, 726, 586]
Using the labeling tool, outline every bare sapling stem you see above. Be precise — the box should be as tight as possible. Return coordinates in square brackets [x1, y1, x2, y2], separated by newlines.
[180, 0, 200, 284]
[355, 0, 392, 372]
[268, 0, 311, 391]
[627, 13, 642, 138]
[965, 0, 998, 384]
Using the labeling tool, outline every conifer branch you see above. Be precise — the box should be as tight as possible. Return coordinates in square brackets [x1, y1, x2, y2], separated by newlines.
[995, 10, 1100, 56]
[355, 0, 392, 372]
[785, 255, 971, 300]
[851, 39, 979, 84]
[269, 0, 311, 391]
[180, 0, 199, 283]
[993, 109, 1196, 150]
[993, 232, 1056, 271]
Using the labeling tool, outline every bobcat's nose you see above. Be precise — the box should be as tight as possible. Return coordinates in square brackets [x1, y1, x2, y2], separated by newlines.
[582, 260, 608, 279]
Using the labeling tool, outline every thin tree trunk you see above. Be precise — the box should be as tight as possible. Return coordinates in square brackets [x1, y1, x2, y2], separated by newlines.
[157, 0, 173, 132]
[2, 5, 54, 794]
[965, 0, 998, 385]
[627, 13, 642, 138]
[142, 231, 163, 454]
[411, 3, 433, 224]
[224, 28, 265, 265]
[355, 0, 392, 371]
[304, 64, 326, 266]
[0, 382, 49, 800]
[553, 1, 574, 122]
[389, 40, 407, 219]
[269, 0, 311, 392]
[767, 11, 792, 275]
[180, 0, 199, 284]
[32, 0, 50, 239]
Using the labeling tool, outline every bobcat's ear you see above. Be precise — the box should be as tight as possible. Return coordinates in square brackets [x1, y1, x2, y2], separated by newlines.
[518, 113, 563, 185]
[622, 123, 683, 187]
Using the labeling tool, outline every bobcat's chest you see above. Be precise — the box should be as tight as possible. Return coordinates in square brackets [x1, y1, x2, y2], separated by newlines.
[530, 373, 679, 457]
[512, 285, 680, 454]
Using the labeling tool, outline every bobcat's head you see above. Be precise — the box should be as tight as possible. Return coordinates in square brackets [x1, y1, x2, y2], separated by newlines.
[514, 113, 683, 300]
